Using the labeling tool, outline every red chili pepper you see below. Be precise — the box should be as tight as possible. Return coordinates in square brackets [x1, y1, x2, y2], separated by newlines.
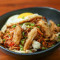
[9, 42, 14, 47]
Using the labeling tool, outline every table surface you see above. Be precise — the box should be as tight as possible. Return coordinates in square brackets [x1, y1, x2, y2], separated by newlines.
[0, 0, 60, 60]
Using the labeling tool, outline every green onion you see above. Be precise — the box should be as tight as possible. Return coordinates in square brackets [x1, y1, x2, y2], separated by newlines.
[6, 31, 9, 33]
[58, 36, 60, 39]
[42, 47, 46, 50]
[52, 45, 55, 47]
[12, 25, 16, 28]
[25, 22, 35, 26]
[3, 39, 6, 42]
[30, 23, 35, 26]
[57, 24, 60, 27]
[8, 34, 10, 37]
[25, 22, 31, 25]
[37, 26, 40, 28]
[20, 48, 23, 51]
[22, 16, 24, 19]
[30, 27, 33, 29]
[22, 32, 25, 36]
[19, 24, 23, 26]
[21, 39, 25, 44]
[24, 37, 27, 39]
[57, 39, 60, 42]
[20, 45, 23, 51]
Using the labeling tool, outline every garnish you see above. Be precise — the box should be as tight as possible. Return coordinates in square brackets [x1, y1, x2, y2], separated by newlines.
[3, 39, 6, 42]
[22, 32, 25, 36]
[30, 23, 35, 26]
[37, 26, 40, 28]
[8, 34, 10, 37]
[20, 45, 23, 51]
[22, 16, 24, 19]
[21, 39, 25, 44]
[42, 47, 46, 50]
[57, 24, 60, 27]
[12, 25, 16, 28]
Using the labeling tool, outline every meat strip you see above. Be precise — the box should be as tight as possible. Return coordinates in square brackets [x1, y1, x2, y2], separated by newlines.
[24, 27, 37, 51]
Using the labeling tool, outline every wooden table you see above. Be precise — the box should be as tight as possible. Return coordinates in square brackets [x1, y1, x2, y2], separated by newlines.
[0, 0, 60, 60]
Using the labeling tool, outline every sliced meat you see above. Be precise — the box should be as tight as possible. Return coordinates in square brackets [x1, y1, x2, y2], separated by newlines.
[37, 19, 51, 37]
[49, 20, 60, 33]
[24, 27, 37, 51]
[12, 25, 22, 45]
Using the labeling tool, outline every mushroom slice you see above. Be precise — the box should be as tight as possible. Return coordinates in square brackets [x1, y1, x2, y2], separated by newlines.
[24, 27, 37, 51]
[37, 19, 51, 37]
[12, 25, 21, 45]
[49, 20, 60, 33]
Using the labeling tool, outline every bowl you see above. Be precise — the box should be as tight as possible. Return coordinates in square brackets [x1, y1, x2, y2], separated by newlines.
[0, 7, 60, 60]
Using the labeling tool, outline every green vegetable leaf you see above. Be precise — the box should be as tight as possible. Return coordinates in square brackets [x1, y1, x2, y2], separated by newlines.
[42, 47, 46, 50]
[30, 23, 35, 26]
[37, 26, 40, 28]
[12, 25, 16, 28]
[22, 32, 25, 36]
[58, 36, 60, 39]
[52, 45, 55, 47]
[20, 45, 23, 51]
[3, 39, 5, 42]
[21, 39, 25, 44]
[24, 37, 27, 39]
[8, 34, 10, 37]
[57, 24, 60, 27]
[22, 16, 24, 19]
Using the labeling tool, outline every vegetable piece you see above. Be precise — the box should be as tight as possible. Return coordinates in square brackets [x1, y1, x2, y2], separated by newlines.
[22, 16, 24, 19]
[3, 39, 6, 42]
[37, 26, 40, 28]
[22, 32, 25, 36]
[21, 39, 25, 44]
[20, 45, 23, 51]
[25, 22, 35, 26]
[8, 34, 10, 37]
[30, 23, 35, 26]
[52, 45, 55, 47]
[12, 25, 16, 28]
[58, 36, 60, 39]
[42, 47, 46, 50]
[57, 24, 60, 27]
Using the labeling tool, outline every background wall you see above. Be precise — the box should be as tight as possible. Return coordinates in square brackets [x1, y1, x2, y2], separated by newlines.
[0, 0, 60, 15]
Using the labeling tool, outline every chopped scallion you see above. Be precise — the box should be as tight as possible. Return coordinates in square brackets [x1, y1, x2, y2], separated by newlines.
[30, 23, 35, 26]
[22, 16, 24, 19]
[42, 47, 46, 50]
[20, 45, 23, 51]
[22, 32, 25, 36]
[3, 39, 5, 42]
[8, 34, 10, 37]
[21, 39, 25, 44]
[12, 25, 16, 28]
[57, 24, 60, 27]
[37, 26, 40, 28]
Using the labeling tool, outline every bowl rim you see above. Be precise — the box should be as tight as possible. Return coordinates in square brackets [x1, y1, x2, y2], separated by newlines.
[0, 7, 60, 55]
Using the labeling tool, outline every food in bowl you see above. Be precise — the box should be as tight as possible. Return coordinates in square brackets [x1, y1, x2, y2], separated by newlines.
[0, 12, 60, 53]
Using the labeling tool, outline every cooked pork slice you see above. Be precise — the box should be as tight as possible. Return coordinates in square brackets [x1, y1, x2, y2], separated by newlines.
[12, 25, 21, 45]
[49, 20, 60, 33]
[24, 27, 37, 51]
[37, 19, 51, 37]
[50, 34, 58, 40]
